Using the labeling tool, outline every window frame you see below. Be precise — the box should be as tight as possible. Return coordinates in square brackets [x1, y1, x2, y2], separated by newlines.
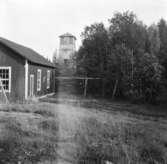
[47, 70, 50, 89]
[37, 69, 41, 91]
[0, 67, 11, 93]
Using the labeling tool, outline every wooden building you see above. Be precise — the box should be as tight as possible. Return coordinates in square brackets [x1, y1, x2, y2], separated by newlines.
[58, 33, 76, 63]
[0, 37, 56, 100]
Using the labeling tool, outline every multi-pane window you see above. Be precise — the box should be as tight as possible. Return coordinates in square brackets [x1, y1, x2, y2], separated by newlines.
[47, 70, 50, 89]
[37, 69, 41, 91]
[0, 67, 11, 92]
[64, 37, 69, 43]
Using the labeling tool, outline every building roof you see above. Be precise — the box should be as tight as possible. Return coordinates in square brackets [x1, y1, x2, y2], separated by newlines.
[0, 37, 56, 68]
[59, 33, 76, 40]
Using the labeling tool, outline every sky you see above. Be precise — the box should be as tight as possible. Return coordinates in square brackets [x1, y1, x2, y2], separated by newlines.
[0, 0, 167, 60]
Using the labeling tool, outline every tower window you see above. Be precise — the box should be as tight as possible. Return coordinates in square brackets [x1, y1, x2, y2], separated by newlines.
[64, 37, 69, 43]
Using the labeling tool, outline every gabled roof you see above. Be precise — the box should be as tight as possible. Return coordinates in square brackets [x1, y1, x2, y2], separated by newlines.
[59, 33, 76, 40]
[0, 37, 56, 68]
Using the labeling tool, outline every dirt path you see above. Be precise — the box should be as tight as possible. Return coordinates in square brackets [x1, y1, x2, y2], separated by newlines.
[55, 104, 90, 164]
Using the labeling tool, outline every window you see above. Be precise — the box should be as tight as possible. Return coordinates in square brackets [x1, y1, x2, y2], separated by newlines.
[47, 70, 50, 89]
[0, 67, 11, 92]
[64, 37, 69, 43]
[37, 69, 41, 91]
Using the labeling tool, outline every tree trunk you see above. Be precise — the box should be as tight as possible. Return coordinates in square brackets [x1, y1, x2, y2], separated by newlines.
[131, 49, 134, 89]
[102, 79, 105, 97]
[112, 79, 118, 100]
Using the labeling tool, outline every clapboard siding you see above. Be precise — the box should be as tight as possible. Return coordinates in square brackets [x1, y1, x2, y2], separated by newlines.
[60, 36, 74, 44]
[0, 42, 25, 99]
[28, 63, 55, 97]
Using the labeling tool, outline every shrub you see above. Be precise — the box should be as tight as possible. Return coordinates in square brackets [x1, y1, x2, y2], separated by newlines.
[38, 119, 59, 134]
[34, 109, 55, 117]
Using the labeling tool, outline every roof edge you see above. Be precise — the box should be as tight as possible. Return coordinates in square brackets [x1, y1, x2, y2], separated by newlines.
[0, 39, 57, 68]
[59, 33, 77, 40]
[0, 40, 33, 62]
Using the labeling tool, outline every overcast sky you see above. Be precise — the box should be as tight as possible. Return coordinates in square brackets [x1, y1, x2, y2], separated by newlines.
[0, 0, 167, 60]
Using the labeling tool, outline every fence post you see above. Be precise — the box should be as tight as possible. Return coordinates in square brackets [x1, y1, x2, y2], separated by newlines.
[84, 77, 88, 97]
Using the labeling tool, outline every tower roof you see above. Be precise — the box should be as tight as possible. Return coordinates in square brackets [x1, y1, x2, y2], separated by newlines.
[59, 33, 76, 40]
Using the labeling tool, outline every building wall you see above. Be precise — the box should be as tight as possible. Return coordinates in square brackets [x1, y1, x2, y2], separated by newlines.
[0, 42, 25, 99]
[28, 63, 55, 98]
[60, 36, 75, 45]
[59, 45, 75, 60]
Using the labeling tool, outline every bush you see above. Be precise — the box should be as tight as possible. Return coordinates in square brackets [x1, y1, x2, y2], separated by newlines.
[34, 109, 55, 117]
[125, 90, 146, 104]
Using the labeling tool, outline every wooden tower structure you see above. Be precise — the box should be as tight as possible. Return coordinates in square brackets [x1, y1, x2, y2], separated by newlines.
[58, 33, 76, 63]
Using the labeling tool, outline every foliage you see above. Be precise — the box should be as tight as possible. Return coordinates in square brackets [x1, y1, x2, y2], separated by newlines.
[78, 22, 110, 78]
[57, 52, 78, 77]
[75, 11, 167, 103]
[52, 49, 58, 66]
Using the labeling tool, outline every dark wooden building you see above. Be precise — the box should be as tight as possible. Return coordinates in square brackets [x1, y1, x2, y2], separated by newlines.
[0, 37, 56, 100]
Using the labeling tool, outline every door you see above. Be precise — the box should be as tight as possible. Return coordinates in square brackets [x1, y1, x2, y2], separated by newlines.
[30, 75, 34, 98]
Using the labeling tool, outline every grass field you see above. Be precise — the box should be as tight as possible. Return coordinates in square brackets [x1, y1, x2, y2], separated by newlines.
[0, 97, 167, 164]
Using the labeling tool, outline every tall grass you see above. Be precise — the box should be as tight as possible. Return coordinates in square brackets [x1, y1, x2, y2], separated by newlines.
[0, 101, 167, 163]
[73, 117, 167, 164]
[0, 114, 59, 164]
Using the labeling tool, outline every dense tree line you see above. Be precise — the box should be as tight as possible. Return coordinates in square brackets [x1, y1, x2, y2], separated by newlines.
[74, 11, 167, 103]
